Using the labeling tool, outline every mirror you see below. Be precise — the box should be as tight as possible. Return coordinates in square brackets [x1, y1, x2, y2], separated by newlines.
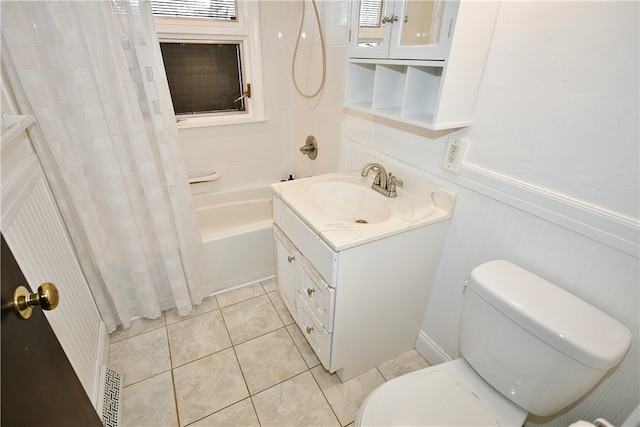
[400, 0, 445, 47]
[355, 0, 388, 47]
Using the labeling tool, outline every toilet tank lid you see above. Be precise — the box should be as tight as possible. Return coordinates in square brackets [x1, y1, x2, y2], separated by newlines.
[468, 260, 631, 370]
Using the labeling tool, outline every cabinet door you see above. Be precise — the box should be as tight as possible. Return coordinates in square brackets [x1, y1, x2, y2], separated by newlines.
[387, 0, 458, 60]
[348, 0, 394, 59]
[273, 226, 300, 320]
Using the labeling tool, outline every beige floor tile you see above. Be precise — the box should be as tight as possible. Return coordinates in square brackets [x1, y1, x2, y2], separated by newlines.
[235, 328, 308, 394]
[311, 366, 386, 426]
[165, 296, 219, 325]
[267, 290, 294, 325]
[287, 324, 321, 368]
[189, 398, 259, 427]
[121, 371, 178, 427]
[252, 372, 340, 427]
[261, 278, 276, 293]
[109, 315, 165, 343]
[216, 283, 265, 307]
[173, 348, 249, 426]
[221, 294, 283, 344]
[109, 328, 171, 386]
[376, 349, 430, 381]
[167, 310, 232, 367]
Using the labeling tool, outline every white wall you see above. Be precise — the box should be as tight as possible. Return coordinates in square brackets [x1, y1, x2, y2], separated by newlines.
[465, 1, 639, 220]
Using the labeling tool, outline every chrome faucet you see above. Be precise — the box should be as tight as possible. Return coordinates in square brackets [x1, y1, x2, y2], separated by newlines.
[360, 163, 403, 198]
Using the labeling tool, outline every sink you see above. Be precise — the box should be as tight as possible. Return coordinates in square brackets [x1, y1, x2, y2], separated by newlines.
[306, 177, 392, 224]
[271, 168, 455, 251]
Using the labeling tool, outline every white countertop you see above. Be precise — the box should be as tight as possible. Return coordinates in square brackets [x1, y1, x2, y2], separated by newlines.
[271, 169, 456, 251]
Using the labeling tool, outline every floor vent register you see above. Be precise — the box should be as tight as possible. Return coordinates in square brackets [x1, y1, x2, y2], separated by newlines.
[97, 366, 122, 427]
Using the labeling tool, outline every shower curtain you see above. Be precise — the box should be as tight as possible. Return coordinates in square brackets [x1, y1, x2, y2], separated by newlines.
[2, 0, 208, 332]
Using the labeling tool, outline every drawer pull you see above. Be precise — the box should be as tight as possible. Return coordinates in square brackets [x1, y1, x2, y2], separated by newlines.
[306, 288, 315, 297]
[288, 255, 295, 262]
[306, 326, 314, 334]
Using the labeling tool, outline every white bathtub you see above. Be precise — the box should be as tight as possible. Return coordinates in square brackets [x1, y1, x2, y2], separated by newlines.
[193, 185, 274, 294]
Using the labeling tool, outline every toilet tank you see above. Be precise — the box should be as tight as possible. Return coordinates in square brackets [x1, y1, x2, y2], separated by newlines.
[459, 260, 631, 417]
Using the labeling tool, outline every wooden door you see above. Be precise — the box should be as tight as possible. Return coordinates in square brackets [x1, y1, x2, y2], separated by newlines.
[1, 234, 103, 427]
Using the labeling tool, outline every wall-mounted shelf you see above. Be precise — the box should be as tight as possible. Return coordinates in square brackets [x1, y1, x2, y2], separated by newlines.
[345, 1, 500, 131]
[345, 60, 450, 130]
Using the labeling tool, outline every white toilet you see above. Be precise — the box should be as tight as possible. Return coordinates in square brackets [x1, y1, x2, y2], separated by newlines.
[357, 260, 632, 426]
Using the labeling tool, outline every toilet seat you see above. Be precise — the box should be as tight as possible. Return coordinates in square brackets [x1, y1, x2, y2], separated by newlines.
[356, 359, 527, 427]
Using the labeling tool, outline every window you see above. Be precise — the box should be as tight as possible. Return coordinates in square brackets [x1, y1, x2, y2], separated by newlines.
[160, 42, 245, 114]
[151, 0, 265, 128]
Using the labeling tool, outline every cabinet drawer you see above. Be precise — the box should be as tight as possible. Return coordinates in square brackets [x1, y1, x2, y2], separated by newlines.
[297, 297, 332, 371]
[300, 258, 335, 332]
[273, 196, 338, 286]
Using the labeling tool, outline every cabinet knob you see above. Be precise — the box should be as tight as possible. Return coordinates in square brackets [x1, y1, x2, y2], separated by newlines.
[287, 255, 295, 263]
[306, 326, 314, 334]
[306, 288, 315, 297]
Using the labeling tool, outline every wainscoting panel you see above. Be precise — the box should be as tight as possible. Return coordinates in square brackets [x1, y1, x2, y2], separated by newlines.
[1, 114, 106, 406]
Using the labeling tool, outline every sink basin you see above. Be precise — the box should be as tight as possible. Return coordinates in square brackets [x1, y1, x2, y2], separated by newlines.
[307, 178, 392, 224]
[271, 169, 455, 251]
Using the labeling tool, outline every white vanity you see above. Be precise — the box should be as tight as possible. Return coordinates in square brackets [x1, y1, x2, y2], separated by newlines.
[271, 168, 455, 381]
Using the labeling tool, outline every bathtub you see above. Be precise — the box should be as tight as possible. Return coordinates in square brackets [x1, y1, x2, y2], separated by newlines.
[193, 185, 274, 294]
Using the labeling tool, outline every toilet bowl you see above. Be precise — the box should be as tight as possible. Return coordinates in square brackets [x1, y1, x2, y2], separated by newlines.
[356, 358, 527, 426]
[356, 260, 631, 427]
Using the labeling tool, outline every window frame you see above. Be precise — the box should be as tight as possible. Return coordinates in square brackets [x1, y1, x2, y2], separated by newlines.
[153, 0, 265, 128]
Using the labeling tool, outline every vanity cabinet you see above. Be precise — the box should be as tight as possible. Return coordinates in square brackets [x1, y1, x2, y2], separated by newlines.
[345, 0, 500, 130]
[273, 195, 447, 382]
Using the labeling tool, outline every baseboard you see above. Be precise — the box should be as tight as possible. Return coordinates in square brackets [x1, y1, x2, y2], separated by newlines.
[415, 330, 453, 366]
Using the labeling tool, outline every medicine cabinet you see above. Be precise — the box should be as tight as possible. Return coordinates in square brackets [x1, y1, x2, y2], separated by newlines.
[349, 0, 458, 60]
[345, 0, 500, 130]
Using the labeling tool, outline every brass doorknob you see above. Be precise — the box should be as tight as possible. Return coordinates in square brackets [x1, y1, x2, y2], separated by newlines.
[13, 283, 59, 319]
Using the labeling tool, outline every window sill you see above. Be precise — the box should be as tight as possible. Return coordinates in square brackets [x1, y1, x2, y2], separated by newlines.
[175, 114, 267, 129]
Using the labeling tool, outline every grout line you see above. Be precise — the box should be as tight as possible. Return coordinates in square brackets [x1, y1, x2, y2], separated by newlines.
[308, 368, 344, 426]
[169, 366, 181, 427]
[163, 323, 182, 427]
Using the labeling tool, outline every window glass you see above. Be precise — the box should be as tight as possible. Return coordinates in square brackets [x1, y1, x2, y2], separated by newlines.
[150, 0, 236, 20]
[159, 42, 244, 115]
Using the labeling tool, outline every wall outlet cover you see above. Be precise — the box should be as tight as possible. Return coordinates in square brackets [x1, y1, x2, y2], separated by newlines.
[442, 136, 469, 174]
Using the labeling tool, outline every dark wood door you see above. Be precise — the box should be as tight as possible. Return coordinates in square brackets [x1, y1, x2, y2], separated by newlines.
[1, 234, 103, 427]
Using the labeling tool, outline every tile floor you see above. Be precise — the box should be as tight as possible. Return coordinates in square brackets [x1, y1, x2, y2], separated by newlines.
[108, 278, 430, 427]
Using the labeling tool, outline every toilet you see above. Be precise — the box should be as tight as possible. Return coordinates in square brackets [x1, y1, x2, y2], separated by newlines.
[357, 260, 632, 426]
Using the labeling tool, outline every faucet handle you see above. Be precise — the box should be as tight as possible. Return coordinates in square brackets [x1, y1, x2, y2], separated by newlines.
[388, 173, 403, 188]
[372, 170, 382, 186]
[387, 173, 403, 198]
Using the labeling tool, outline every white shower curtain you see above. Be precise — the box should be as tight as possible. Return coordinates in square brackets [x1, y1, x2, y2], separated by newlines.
[2, 0, 209, 332]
